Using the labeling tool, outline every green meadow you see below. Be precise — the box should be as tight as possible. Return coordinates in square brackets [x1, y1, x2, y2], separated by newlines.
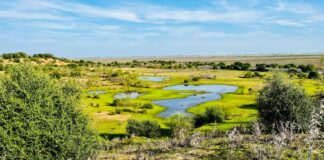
[80, 68, 323, 136]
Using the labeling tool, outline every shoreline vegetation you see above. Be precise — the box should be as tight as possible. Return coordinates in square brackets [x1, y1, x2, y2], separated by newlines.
[0, 52, 323, 159]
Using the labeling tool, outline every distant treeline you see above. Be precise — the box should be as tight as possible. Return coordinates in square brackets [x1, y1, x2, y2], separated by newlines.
[0, 52, 69, 61]
[1, 52, 322, 79]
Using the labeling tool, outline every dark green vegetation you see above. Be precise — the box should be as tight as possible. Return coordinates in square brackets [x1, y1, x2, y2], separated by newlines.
[258, 74, 313, 132]
[126, 119, 160, 138]
[0, 65, 98, 159]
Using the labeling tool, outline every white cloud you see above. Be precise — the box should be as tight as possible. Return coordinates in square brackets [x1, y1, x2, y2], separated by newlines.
[0, 10, 61, 20]
[25, 0, 142, 22]
[272, 19, 305, 27]
[144, 9, 263, 23]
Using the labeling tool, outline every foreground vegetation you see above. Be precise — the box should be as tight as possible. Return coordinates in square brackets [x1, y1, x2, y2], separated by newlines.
[0, 53, 323, 159]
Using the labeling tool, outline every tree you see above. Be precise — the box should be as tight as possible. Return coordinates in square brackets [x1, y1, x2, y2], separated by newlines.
[257, 74, 313, 132]
[255, 64, 268, 72]
[0, 65, 98, 159]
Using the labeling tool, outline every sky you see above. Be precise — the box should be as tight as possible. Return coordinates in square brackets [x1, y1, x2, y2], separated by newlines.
[0, 0, 324, 57]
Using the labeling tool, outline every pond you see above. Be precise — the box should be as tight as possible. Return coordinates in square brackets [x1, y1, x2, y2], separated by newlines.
[154, 85, 238, 117]
[114, 92, 141, 99]
[87, 90, 106, 94]
[139, 76, 169, 82]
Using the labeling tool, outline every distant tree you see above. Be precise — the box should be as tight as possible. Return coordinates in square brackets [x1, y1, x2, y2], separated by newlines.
[257, 74, 313, 132]
[0, 65, 98, 159]
[255, 64, 268, 72]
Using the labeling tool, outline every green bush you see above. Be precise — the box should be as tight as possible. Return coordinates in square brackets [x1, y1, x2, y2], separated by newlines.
[194, 107, 225, 127]
[0, 65, 98, 159]
[126, 119, 160, 137]
[205, 107, 225, 123]
[116, 109, 121, 114]
[166, 114, 194, 137]
[141, 103, 153, 109]
[192, 77, 201, 81]
[93, 94, 100, 99]
[297, 72, 308, 79]
[308, 71, 321, 79]
[257, 74, 313, 132]
[50, 71, 62, 79]
[0, 64, 3, 71]
[184, 80, 189, 83]
[243, 72, 253, 78]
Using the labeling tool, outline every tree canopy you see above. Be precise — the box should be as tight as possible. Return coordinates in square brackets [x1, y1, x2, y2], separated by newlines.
[0, 65, 98, 159]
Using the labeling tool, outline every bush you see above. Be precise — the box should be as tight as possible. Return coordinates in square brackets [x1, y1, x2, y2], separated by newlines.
[184, 80, 189, 83]
[192, 77, 201, 81]
[308, 71, 321, 79]
[166, 114, 194, 137]
[0, 64, 3, 71]
[93, 95, 100, 99]
[112, 99, 121, 106]
[243, 72, 253, 78]
[50, 71, 62, 79]
[205, 107, 225, 123]
[297, 72, 308, 79]
[126, 119, 160, 137]
[0, 65, 98, 159]
[257, 74, 313, 132]
[116, 109, 121, 114]
[141, 103, 153, 109]
[193, 107, 225, 128]
[194, 114, 209, 128]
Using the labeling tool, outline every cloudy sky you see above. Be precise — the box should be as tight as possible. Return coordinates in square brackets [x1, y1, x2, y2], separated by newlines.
[0, 0, 323, 57]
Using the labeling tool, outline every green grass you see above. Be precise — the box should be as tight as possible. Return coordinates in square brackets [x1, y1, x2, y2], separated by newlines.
[80, 68, 323, 136]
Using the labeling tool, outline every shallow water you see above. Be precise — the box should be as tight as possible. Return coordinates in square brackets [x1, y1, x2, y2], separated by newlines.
[114, 92, 141, 99]
[139, 76, 169, 82]
[154, 85, 238, 117]
[87, 90, 106, 94]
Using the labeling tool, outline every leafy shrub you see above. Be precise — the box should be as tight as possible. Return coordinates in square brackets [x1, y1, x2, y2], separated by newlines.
[93, 94, 100, 99]
[257, 74, 313, 132]
[67, 63, 78, 68]
[116, 109, 121, 114]
[126, 119, 160, 137]
[184, 80, 189, 83]
[112, 99, 120, 106]
[166, 114, 194, 137]
[137, 109, 147, 114]
[192, 77, 201, 81]
[141, 103, 153, 109]
[13, 58, 20, 63]
[255, 64, 268, 72]
[50, 71, 62, 79]
[194, 114, 209, 128]
[243, 72, 263, 78]
[308, 71, 321, 79]
[194, 107, 225, 128]
[0, 64, 3, 71]
[297, 72, 308, 79]
[70, 71, 81, 77]
[205, 107, 225, 123]
[0, 65, 98, 159]
[122, 108, 133, 112]
[243, 72, 253, 78]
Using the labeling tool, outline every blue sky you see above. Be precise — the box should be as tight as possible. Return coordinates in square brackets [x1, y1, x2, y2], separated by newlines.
[0, 0, 324, 57]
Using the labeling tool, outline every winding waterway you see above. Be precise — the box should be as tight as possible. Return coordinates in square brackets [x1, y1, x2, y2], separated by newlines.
[154, 85, 238, 117]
